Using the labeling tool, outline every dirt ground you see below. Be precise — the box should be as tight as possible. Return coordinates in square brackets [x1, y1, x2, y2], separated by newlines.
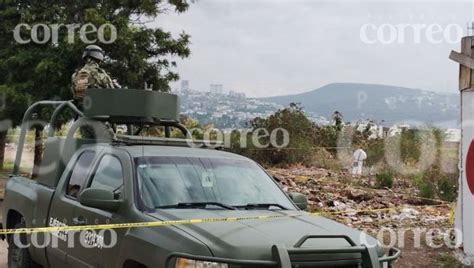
[270, 166, 463, 267]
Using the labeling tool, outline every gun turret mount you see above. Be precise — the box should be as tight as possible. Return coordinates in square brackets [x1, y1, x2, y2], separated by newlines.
[83, 89, 180, 124]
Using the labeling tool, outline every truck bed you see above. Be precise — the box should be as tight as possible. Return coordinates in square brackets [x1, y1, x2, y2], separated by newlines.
[2, 176, 57, 265]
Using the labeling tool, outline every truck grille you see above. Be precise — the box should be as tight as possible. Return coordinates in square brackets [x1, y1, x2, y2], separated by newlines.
[273, 234, 369, 268]
[289, 254, 362, 268]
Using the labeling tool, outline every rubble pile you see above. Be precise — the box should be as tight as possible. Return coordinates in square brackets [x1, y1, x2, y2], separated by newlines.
[269, 167, 452, 229]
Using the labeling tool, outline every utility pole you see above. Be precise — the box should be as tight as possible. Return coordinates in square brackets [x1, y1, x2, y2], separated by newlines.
[450, 33, 474, 264]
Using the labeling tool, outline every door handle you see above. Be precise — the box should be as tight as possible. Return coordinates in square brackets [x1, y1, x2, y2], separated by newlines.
[72, 216, 86, 225]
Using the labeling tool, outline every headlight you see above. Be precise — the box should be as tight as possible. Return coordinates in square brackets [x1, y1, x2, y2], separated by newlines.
[175, 257, 229, 268]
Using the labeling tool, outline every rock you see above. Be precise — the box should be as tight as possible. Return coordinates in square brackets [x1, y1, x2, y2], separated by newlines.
[347, 189, 373, 202]
[294, 175, 310, 183]
[285, 178, 294, 185]
[362, 217, 374, 223]
[333, 200, 347, 210]
[397, 208, 420, 220]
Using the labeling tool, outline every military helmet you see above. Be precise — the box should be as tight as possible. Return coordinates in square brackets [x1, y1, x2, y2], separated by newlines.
[82, 45, 104, 62]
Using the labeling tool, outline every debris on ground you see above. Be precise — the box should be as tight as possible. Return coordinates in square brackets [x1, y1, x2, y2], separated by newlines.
[269, 167, 452, 230]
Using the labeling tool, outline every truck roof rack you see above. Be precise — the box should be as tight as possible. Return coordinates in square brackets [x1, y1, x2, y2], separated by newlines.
[113, 134, 224, 149]
[12, 89, 203, 175]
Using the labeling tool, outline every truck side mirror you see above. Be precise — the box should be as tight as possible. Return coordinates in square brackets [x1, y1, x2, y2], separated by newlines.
[289, 192, 308, 210]
[79, 188, 123, 212]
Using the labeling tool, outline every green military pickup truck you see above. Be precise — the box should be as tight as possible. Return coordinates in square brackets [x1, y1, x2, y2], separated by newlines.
[2, 89, 400, 268]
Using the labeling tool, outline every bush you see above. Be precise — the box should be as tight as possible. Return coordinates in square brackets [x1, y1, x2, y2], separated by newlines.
[411, 168, 458, 202]
[309, 148, 341, 170]
[364, 138, 385, 166]
[412, 172, 435, 200]
[418, 179, 435, 200]
[244, 103, 317, 165]
[376, 170, 394, 188]
[437, 175, 458, 202]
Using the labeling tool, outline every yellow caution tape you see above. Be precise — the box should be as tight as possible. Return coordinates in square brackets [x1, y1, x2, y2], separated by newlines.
[0, 214, 303, 235]
[0, 204, 452, 235]
[448, 203, 456, 225]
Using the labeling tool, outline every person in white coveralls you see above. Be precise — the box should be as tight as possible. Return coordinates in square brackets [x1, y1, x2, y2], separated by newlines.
[351, 147, 367, 176]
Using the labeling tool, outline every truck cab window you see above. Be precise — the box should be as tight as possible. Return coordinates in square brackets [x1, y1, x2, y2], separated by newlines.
[89, 155, 124, 198]
[66, 151, 96, 198]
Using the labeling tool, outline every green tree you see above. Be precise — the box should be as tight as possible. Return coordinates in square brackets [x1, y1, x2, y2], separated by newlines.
[0, 0, 191, 170]
[247, 103, 316, 165]
[332, 110, 343, 132]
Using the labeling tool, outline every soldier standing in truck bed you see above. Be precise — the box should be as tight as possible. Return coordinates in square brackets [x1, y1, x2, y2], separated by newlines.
[71, 45, 115, 106]
[71, 45, 116, 138]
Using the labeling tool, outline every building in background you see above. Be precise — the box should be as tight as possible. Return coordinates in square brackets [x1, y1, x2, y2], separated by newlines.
[181, 80, 190, 92]
[210, 84, 224, 94]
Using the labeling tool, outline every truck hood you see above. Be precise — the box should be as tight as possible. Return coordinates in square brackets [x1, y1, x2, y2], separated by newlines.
[147, 209, 384, 261]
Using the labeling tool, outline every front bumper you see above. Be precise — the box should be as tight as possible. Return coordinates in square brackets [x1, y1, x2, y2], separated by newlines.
[166, 235, 401, 268]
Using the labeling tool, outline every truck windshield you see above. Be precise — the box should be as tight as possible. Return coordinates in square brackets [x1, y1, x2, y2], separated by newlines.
[135, 156, 295, 210]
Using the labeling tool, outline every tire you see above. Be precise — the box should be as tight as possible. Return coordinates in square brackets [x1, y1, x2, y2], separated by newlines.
[7, 222, 40, 268]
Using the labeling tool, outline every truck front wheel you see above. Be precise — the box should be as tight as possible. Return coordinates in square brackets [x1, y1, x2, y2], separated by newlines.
[7, 222, 40, 268]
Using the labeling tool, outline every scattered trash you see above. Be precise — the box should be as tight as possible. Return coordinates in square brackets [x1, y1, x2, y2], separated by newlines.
[269, 167, 451, 229]
[393, 208, 420, 220]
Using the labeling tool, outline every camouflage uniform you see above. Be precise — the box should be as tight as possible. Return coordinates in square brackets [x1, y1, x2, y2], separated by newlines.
[72, 57, 115, 139]
[71, 58, 115, 102]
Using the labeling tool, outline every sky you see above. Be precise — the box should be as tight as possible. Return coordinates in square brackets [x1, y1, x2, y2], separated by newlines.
[152, 0, 474, 97]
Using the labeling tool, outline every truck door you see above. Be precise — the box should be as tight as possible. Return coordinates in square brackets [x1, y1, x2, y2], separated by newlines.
[46, 149, 98, 268]
[67, 152, 129, 268]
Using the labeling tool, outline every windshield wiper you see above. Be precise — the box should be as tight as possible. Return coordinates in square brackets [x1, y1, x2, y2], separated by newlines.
[235, 203, 289, 210]
[156, 202, 237, 210]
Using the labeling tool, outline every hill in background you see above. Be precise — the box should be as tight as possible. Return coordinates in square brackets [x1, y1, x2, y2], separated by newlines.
[259, 83, 459, 127]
